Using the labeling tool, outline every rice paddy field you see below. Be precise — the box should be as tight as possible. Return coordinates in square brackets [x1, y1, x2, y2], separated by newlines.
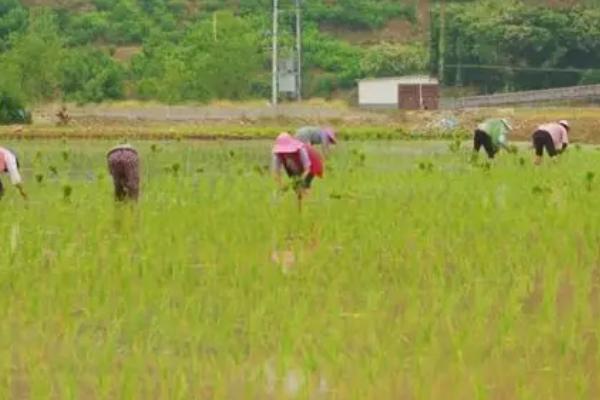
[1, 138, 600, 399]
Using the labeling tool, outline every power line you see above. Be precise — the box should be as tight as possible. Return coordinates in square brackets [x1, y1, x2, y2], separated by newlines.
[446, 64, 598, 73]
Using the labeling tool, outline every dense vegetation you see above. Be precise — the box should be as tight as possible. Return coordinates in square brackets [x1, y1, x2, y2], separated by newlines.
[430, 1, 600, 93]
[0, 0, 599, 107]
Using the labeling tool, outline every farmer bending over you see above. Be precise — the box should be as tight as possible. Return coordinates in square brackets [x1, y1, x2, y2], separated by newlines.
[107, 144, 140, 202]
[295, 126, 337, 157]
[0, 147, 27, 200]
[272, 133, 323, 203]
[532, 120, 570, 165]
[473, 118, 513, 159]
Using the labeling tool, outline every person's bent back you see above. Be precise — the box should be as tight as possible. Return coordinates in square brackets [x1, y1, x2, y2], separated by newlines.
[295, 126, 337, 156]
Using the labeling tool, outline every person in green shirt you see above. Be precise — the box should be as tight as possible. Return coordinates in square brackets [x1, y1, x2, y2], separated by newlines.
[473, 118, 513, 159]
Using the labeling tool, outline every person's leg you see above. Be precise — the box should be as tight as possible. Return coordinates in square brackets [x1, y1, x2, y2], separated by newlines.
[108, 152, 127, 201]
[473, 130, 484, 153]
[114, 181, 126, 201]
[303, 174, 315, 189]
[294, 173, 314, 207]
[532, 131, 545, 165]
[123, 152, 140, 201]
[481, 132, 496, 159]
[545, 132, 558, 158]
[0, 178, 4, 199]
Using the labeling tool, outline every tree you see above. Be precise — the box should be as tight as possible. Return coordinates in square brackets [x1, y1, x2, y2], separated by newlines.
[132, 11, 266, 102]
[430, 1, 600, 93]
[0, 0, 27, 50]
[0, 9, 64, 103]
[61, 47, 125, 103]
[361, 42, 428, 77]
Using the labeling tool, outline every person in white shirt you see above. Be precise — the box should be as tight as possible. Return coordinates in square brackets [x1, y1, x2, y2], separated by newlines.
[0, 147, 27, 200]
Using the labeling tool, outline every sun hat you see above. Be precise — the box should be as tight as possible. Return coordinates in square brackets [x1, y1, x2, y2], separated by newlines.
[323, 128, 337, 144]
[500, 118, 513, 131]
[558, 120, 570, 130]
[273, 132, 304, 154]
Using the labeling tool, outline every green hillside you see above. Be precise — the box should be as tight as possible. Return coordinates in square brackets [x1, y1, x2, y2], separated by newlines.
[0, 0, 599, 108]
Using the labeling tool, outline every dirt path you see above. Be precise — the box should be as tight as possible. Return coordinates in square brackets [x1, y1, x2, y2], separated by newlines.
[6, 103, 600, 143]
[33, 103, 394, 125]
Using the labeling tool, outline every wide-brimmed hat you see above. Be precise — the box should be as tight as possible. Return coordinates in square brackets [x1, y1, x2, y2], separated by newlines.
[323, 128, 337, 144]
[273, 132, 304, 154]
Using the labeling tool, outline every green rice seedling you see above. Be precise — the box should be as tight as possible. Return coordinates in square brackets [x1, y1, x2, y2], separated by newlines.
[585, 171, 595, 191]
[171, 162, 181, 176]
[62, 183, 73, 200]
[448, 138, 462, 153]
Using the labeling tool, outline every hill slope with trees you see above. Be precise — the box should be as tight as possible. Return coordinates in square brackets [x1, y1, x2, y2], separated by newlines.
[0, 0, 599, 110]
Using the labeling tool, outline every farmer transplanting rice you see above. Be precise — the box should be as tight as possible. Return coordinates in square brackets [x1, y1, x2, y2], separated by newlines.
[473, 118, 513, 159]
[532, 120, 570, 165]
[0, 146, 27, 200]
[272, 133, 324, 207]
[107, 144, 140, 202]
[295, 126, 337, 158]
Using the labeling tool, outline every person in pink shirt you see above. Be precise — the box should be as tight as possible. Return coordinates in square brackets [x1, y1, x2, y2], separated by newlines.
[272, 133, 324, 205]
[0, 147, 27, 200]
[532, 120, 570, 165]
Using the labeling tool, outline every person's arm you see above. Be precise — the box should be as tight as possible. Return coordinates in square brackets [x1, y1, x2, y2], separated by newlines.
[320, 131, 330, 155]
[5, 153, 26, 200]
[497, 133, 509, 150]
[272, 154, 283, 187]
[299, 147, 312, 180]
[561, 129, 569, 152]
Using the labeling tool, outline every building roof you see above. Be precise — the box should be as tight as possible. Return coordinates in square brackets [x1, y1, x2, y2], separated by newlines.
[358, 75, 439, 84]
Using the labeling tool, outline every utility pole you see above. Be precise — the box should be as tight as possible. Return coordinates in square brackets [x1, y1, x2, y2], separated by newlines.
[213, 12, 217, 41]
[272, 0, 279, 106]
[295, 0, 302, 101]
[438, 0, 446, 83]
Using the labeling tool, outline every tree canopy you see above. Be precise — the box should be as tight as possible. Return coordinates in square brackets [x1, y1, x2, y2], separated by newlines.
[0, 0, 598, 106]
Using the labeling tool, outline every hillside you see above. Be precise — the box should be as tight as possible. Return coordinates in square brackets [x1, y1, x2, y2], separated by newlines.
[0, 0, 599, 111]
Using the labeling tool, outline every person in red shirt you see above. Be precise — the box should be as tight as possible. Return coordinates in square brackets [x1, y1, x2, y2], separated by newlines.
[272, 133, 323, 205]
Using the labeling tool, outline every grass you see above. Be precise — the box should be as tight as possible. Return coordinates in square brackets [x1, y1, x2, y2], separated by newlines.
[0, 138, 599, 398]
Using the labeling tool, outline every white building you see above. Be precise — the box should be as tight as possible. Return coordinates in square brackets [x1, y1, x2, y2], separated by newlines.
[358, 76, 439, 109]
